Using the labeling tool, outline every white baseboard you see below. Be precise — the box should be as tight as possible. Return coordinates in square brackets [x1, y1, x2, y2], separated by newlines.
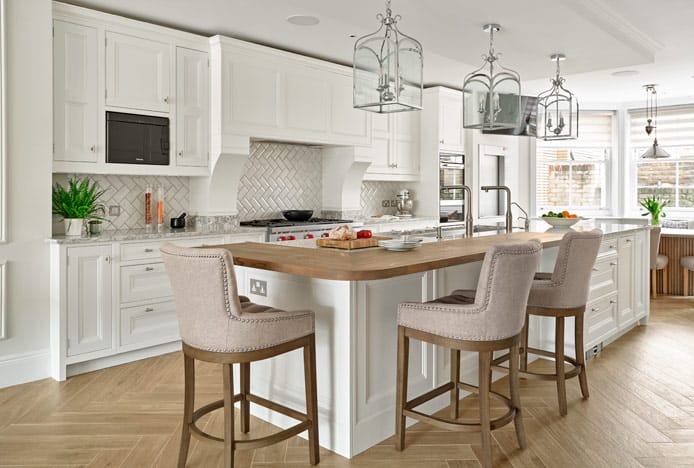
[0, 349, 51, 389]
[66, 341, 182, 377]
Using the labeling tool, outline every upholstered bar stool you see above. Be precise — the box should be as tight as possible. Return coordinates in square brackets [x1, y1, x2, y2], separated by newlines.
[516, 230, 603, 416]
[395, 241, 542, 468]
[650, 227, 669, 298]
[681, 256, 694, 296]
[160, 244, 319, 468]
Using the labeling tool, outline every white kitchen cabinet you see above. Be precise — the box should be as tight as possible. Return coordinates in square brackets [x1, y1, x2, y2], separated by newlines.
[438, 91, 464, 152]
[176, 47, 209, 167]
[365, 111, 420, 181]
[53, 20, 99, 163]
[120, 300, 179, 347]
[106, 31, 171, 112]
[617, 235, 635, 325]
[284, 70, 330, 134]
[120, 262, 172, 304]
[66, 245, 113, 356]
[330, 73, 371, 141]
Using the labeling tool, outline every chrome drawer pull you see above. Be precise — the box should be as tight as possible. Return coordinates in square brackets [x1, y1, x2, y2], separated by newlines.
[591, 307, 600, 312]
[609, 299, 617, 304]
[145, 266, 155, 271]
[609, 245, 615, 249]
[144, 307, 154, 312]
[592, 267, 599, 271]
[144, 248, 154, 253]
[610, 262, 617, 266]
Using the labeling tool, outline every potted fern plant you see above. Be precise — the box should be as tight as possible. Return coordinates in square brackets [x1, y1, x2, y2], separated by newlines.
[52, 177, 107, 236]
[640, 194, 669, 226]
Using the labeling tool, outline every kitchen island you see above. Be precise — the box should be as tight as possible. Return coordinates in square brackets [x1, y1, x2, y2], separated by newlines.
[218, 223, 649, 458]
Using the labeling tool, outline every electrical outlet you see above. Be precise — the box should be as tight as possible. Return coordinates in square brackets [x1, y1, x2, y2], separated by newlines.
[382, 200, 390, 207]
[586, 342, 603, 360]
[108, 205, 121, 216]
[391, 199, 398, 207]
[249, 278, 267, 297]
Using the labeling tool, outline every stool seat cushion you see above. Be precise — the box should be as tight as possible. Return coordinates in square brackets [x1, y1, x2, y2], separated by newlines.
[655, 254, 668, 270]
[680, 256, 694, 270]
[161, 243, 314, 353]
[398, 241, 541, 341]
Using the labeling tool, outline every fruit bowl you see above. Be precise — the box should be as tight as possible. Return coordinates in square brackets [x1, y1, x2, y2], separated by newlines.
[541, 216, 581, 228]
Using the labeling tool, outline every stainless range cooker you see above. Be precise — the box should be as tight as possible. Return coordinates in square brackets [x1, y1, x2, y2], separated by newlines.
[240, 218, 359, 242]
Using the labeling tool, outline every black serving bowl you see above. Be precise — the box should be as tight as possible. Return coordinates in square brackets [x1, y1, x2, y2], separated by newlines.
[282, 210, 313, 222]
[170, 217, 186, 229]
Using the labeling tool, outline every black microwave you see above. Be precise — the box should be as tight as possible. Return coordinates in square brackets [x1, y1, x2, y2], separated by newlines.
[106, 111, 170, 165]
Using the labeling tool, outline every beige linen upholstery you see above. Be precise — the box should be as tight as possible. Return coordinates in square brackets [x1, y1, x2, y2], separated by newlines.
[398, 240, 542, 341]
[650, 227, 662, 270]
[160, 243, 314, 353]
[656, 255, 668, 270]
[681, 256, 694, 271]
[526, 230, 603, 309]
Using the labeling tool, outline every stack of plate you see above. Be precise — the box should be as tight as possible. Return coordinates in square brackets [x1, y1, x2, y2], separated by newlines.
[378, 238, 423, 252]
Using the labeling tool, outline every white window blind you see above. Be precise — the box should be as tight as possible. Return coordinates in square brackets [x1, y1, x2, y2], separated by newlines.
[536, 112, 614, 211]
[632, 105, 694, 209]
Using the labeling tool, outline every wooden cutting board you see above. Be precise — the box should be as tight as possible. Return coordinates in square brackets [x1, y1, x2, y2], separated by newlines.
[316, 236, 391, 250]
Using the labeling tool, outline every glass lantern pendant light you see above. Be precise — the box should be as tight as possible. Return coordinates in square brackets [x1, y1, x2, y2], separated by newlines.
[462, 23, 521, 130]
[353, 0, 423, 113]
[537, 54, 579, 140]
[640, 84, 670, 159]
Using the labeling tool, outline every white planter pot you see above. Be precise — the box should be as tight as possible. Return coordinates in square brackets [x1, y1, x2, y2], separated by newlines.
[64, 218, 84, 236]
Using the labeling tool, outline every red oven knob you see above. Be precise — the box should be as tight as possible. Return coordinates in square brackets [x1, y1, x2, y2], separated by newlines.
[288, 235, 296, 240]
[304, 234, 315, 239]
[321, 233, 330, 238]
[279, 236, 288, 241]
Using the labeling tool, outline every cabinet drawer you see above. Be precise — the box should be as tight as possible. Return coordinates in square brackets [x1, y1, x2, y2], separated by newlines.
[589, 255, 618, 300]
[598, 238, 618, 257]
[121, 236, 226, 262]
[120, 262, 172, 303]
[585, 294, 618, 345]
[120, 301, 179, 346]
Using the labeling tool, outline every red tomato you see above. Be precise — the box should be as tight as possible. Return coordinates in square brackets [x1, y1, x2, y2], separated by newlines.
[356, 231, 365, 239]
[359, 230, 373, 239]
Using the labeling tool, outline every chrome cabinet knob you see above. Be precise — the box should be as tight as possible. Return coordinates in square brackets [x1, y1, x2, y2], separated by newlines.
[163, 96, 170, 103]
[90, 145, 96, 152]
[145, 266, 155, 271]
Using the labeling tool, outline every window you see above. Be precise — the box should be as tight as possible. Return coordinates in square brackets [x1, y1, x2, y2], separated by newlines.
[535, 111, 614, 213]
[632, 106, 694, 209]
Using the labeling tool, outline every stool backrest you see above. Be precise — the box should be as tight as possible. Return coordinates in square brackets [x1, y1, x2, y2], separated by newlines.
[528, 229, 603, 309]
[649, 226, 662, 270]
[160, 243, 243, 349]
[473, 240, 542, 339]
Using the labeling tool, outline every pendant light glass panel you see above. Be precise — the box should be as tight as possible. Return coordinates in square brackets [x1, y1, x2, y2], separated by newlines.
[537, 55, 578, 140]
[353, 1, 423, 113]
[462, 24, 521, 130]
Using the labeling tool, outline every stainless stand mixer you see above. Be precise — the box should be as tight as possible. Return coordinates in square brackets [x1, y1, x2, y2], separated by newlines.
[396, 189, 414, 217]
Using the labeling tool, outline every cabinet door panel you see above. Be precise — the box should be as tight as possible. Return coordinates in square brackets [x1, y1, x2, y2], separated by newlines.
[393, 112, 420, 175]
[66, 246, 112, 356]
[120, 262, 172, 304]
[330, 74, 370, 140]
[120, 301, 179, 346]
[53, 21, 98, 162]
[223, 56, 280, 130]
[285, 72, 329, 133]
[176, 47, 209, 167]
[106, 32, 170, 112]
[440, 93, 464, 150]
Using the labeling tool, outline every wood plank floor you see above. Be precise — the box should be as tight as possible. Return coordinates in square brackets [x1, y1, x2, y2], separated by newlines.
[1, 296, 694, 467]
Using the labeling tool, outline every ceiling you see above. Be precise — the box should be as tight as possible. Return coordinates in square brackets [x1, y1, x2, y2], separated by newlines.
[62, 0, 694, 103]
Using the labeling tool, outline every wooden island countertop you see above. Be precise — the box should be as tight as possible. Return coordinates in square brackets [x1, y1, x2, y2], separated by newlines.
[216, 231, 565, 281]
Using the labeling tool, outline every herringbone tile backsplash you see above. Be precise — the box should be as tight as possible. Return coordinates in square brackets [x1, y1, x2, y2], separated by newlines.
[238, 143, 322, 220]
[53, 174, 189, 230]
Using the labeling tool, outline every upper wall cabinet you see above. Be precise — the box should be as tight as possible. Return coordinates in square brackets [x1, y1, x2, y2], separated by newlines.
[106, 32, 171, 113]
[53, 20, 99, 163]
[176, 47, 209, 167]
[212, 37, 371, 147]
[438, 91, 464, 152]
[364, 111, 420, 181]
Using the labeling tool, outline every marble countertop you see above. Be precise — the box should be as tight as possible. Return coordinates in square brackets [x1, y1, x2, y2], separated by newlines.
[47, 226, 262, 244]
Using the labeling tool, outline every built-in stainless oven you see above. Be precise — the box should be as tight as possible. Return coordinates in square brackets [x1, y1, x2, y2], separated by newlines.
[439, 152, 465, 222]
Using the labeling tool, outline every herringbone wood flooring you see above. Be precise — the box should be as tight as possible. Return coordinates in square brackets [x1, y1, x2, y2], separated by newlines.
[2, 297, 694, 467]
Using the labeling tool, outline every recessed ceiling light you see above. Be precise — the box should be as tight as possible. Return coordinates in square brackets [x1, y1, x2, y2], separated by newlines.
[286, 15, 320, 26]
[611, 70, 639, 77]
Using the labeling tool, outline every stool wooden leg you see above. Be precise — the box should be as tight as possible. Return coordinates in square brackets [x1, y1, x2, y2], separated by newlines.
[509, 343, 526, 450]
[574, 312, 589, 399]
[663, 265, 669, 295]
[479, 351, 493, 468]
[303, 334, 320, 465]
[240, 362, 250, 434]
[395, 326, 409, 451]
[450, 349, 460, 419]
[178, 354, 194, 468]
[651, 269, 657, 299]
[685, 268, 690, 296]
[555, 317, 568, 416]
[520, 314, 529, 373]
[222, 363, 235, 468]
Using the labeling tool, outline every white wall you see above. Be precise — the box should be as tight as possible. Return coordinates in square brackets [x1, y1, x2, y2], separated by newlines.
[0, 0, 53, 387]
